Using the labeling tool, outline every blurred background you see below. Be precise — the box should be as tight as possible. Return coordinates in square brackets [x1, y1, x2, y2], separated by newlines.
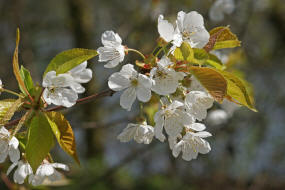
[0, 0, 285, 189]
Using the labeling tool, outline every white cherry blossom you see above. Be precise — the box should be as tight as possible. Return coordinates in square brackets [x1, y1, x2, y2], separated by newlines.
[108, 64, 152, 111]
[7, 160, 33, 184]
[172, 123, 212, 161]
[0, 127, 20, 163]
[42, 71, 78, 108]
[185, 91, 214, 121]
[97, 30, 125, 68]
[117, 122, 154, 144]
[209, 0, 235, 22]
[29, 161, 69, 186]
[150, 56, 184, 95]
[154, 100, 195, 142]
[158, 11, 209, 49]
[67, 61, 93, 94]
[157, 15, 182, 47]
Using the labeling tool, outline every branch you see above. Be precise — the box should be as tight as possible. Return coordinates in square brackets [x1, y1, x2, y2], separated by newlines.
[5, 89, 115, 128]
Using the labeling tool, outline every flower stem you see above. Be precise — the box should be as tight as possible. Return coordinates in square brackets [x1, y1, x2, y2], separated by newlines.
[2, 89, 24, 98]
[127, 48, 146, 60]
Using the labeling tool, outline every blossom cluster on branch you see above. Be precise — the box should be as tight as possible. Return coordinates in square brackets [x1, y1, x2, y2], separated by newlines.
[0, 9, 256, 187]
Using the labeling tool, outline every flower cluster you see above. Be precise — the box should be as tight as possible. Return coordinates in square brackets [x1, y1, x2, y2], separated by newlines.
[97, 11, 218, 161]
[0, 7, 254, 187]
[0, 126, 69, 185]
[42, 61, 92, 107]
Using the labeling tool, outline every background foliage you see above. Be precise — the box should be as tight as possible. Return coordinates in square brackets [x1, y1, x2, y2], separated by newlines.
[0, 0, 284, 189]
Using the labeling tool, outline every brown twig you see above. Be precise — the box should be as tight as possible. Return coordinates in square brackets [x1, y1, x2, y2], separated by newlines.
[4, 89, 115, 128]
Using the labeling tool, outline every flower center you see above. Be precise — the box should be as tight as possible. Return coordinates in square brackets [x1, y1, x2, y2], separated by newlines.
[182, 30, 195, 40]
[156, 70, 167, 79]
[131, 79, 138, 86]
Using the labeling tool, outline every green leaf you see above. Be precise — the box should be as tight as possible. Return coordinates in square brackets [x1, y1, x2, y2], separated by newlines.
[218, 70, 257, 112]
[0, 98, 24, 125]
[45, 111, 80, 165]
[189, 66, 227, 103]
[19, 66, 35, 96]
[174, 42, 194, 62]
[204, 26, 241, 52]
[174, 43, 210, 65]
[192, 48, 209, 65]
[44, 48, 98, 76]
[205, 53, 225, 70]
[13, 28, 30, 97]
[26, 112, 55, 172]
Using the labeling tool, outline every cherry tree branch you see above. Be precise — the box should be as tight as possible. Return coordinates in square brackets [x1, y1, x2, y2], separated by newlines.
[4, 89, 115, 128]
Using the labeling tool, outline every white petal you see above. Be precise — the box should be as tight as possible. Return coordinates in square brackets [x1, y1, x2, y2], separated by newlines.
[69, 82, 85, 94]
[9, 137, 19, 149]
[50, 73, 74, 88]
[138, 74, 152, 89]
[120, 87, 136, 111]
[0, 127, 10, 135]
[8, 147, 20, 163]
[69, 61, 87, 74]
[187, 28, 210, 49]
[7, 162, 18, 175]
[168, 100, 184, 110]
[117, 124, 137, 142]
[195, 131, 212, 138]
[164, 116, 183, 138]
[176, 11, 186, 33]
[101, 30, 122, 47]
[120, 64, 137, 78]
[72, 68, 92, 83]
[0, 150, 8, 163]
[50, 163, 70, 171]
[14, 162, 33, 184]
[172, 141, 183, 158]
[42, 71, 56, 87]
[188, 123, 206, 131]
[158, 15, 175, 42]
[136, 85, 151, 103]
[183, 11, 205, 30]
[154, 112, 166, 142]
[54, 88, 78, 108]
[108, 72, 131, 91]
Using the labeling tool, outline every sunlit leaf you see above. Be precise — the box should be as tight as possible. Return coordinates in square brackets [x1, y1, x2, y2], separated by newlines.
[0, 99, 16, 122]
[205, 53, 224, 70]
[19, 66, 35, 96]
[0, 98, 24, 125]
[204, 26, 241, 51]
[174, 42, 194, 62]
[220, 71, 257, 112]
[12, 28, 30, 97]
[45, 111, 80, 165]
[44, 48, 98, 76]
[26, 112, 55, 172]
[189, 66, 227, 103]
[192, 48, 209, 65]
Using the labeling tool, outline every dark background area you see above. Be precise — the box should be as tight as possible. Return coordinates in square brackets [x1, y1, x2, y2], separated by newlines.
[0, 0, 285, 189]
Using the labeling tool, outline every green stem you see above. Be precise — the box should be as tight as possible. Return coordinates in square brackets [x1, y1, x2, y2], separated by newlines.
[2, 89, 24, 98]
[155, 41, 172, 57]
[152, 45, 160, 55]
[127, 48, 146, 60]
